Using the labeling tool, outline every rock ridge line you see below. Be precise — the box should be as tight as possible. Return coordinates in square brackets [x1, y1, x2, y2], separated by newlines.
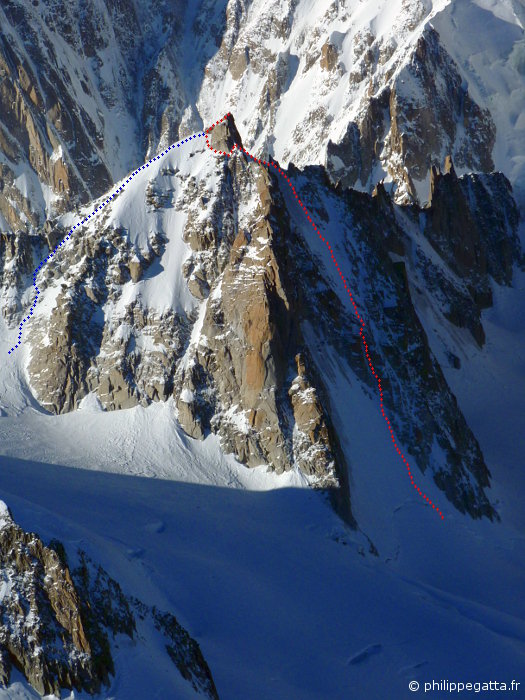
[205, 112, 444, 520]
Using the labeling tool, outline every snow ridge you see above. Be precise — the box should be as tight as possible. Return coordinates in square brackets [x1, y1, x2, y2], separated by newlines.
[7, 132, 206, 355]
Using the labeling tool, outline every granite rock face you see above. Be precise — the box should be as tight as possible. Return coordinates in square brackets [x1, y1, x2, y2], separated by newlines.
[0, 1, 522, 532]
[273, 159, 520, 520]
[19, 112, 522, 522]
[0, 0, 519, 252]
[0, 500, 111, 696]
[175, 125, 349, 516]
[208, 113, 243, 154]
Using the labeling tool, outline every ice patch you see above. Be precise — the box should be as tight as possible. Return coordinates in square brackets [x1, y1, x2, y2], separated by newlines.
[179, 388, 195, 403]
[77, 393, 105, 413]
[0, 500, 11, 529]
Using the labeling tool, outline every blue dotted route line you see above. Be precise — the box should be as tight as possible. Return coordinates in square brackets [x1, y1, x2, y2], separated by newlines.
[8, 131, 206, 355]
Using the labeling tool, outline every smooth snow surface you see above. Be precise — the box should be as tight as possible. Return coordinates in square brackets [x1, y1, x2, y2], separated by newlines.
[0, 453, 524, 700]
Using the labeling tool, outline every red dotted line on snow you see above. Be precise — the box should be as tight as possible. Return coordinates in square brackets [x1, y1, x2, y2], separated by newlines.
[205, 112, 444, 520]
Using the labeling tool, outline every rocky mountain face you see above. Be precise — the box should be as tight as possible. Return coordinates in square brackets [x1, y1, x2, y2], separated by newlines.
[425, 159, 521, 341]
[281, 158, 520, 519]
[1, 0, 524, 695]
[1, 0, 524, 238]
[0, 501, 218, 698]
[24, 116, 352, 522]
[194, 0, 525, 208]
[176, 117, 342, 496]
[0, 0, 190, 230]
[325, 25, 496, 201]
[0, 0, 521, 512]
[17, 110, 520, 523]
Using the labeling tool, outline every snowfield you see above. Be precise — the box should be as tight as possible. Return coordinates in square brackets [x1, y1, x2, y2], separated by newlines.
[1, 451, 525, 700]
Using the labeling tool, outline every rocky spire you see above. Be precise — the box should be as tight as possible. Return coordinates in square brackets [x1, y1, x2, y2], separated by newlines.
[372, 180, 393, 211]
[443, 154, 456, 176]
[208, 113, 243, 153]
[0, 501, 95, 695]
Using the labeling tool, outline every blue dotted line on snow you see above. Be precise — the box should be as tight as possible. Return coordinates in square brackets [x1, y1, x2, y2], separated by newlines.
[8, 131, 206, 355]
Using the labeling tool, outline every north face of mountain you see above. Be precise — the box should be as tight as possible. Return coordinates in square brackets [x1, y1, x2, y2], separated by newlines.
[0, 3, 525, 699]
[0, 2, 523, 525]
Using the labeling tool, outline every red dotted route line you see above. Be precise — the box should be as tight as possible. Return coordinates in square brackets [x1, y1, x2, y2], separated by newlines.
[205, 112, 444, 521]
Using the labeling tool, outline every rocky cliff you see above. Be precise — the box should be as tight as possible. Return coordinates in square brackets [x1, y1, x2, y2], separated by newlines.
[0, 2, 522, 536]
[15, 112, 520, 522]
[0, 0, 524, 245]
[0, 2, 524, 698]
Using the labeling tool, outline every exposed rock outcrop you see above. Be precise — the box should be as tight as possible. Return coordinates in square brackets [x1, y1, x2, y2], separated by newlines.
[27, 214, 190, 413]
[423, 158, 521, 345]
[208, 113, 243, 154]
[0, 501, 218, 698]
[176, 137, 348, 513]
[0, 500, 109, 695]
[426, 160, 520, 286]
[320, 42, 338, 72]
[277, 161, 520, 519]
[289, 352, 337, 484]
[21, 111, 522, 522]
[326, 27, 496, 201]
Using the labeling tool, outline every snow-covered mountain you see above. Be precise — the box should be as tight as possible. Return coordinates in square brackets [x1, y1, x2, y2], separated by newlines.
[2, 0, 525, 228]
[1, 1, 525, 698]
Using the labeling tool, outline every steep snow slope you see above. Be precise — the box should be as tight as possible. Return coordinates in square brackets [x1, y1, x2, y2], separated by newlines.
[415, 262, 525, 534]
[194, 0, 525, 201]
[2, 0, 525, 235]
[198, 0, 453, 170]
[15, 121, 513, 522]
[1, 2, 525, 695]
